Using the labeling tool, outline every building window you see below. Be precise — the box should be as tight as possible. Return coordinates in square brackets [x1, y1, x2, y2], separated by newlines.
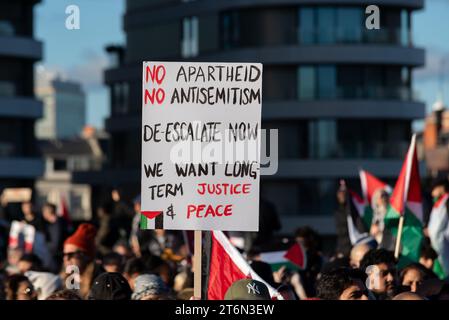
[298, 8, 315, 44]
[297, 65, 411, 101]
[222, 11, 240, 50]
[53, 159, 67, 171]
[181, 16, 199, 58]
[336, 8, 363, 43]
[309, 120, 337, 159]
[0, 81, 16, 97]
[317, 66, 336, 99]
[401, 10, 411, 46]
[0, 21, 14, 36]
[111, 82, 129, 115]
[298, 66, 316, 100]
[317, 8, 335, 44]
[298, 6, 407, 45]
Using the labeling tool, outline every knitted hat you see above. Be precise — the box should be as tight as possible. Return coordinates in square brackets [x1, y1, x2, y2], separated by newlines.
[131, 274, 169, 300]
[64, 223, 97, 258]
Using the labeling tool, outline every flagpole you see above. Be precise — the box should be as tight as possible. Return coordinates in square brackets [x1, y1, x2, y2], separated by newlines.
[193, 230, 202, 299]
[394, 215, 405, 259]
[394, 134, 416, 260]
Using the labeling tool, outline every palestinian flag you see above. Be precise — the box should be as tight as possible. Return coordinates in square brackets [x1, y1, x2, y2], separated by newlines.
[384, 134, 424, 266]
[207, 230, 283, 300]
[359, 170, 391, 229]
[347, 190, 370, 245]
[360, 169, 392, 204]
[260, 242, 307, 272]
[428, 193, 449, 279]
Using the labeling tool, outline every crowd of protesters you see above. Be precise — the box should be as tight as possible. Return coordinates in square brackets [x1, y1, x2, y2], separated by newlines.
[0, 180, 449, 301]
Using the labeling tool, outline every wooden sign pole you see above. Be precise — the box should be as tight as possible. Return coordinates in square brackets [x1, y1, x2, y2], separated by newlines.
[394, 215, 405, 259]
[193, 230, 202, 299]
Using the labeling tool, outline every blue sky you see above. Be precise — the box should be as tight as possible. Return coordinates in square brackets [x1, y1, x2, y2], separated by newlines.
[35, 0, 125, 129]
[413, 0, 449, 118]
[35, 0, 449, 130]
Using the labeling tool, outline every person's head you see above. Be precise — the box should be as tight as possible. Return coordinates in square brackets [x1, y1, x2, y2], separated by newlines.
[133, 195, 141, 213]
[113, 241, 132, 259]
[316, 268, 369, 300]
[392, 292, 425, 300]
[42, 202, 57, 223]
[360, 249, 397, 297]
[250, 261, 276, 287]
[123, 257, 146, 289]
[247, 247, 262, 261]
[431, 178, 449, 200]
[5, 274, 37, 300]
[224, 279, 271, 300]
[18, 253, 43, 274]
[419, 240, 438, 270]
[97, 203, 113, 219]
[277, 284, 297, 300]
[25, 271, 62, 300]
[141, 253, 172, 285]
[350, 243, 371, 268]
[46, 289, 82, 300]
[294, 226, 321, 253]
[320, 256, 350, 275]
[400, 263, 428, 293]
[63, 223, 97, 271]
[21, 201, 34, 217]
[111, 188, 121, 202]
[173, 269, 194, 292]
[336, 180, 347, 205]
[131, 274, 170, 300]
[102, 252, 124, 273]
[7, 247, 23, 268]
[416, 278, 449, 300]
[177, 288, 194, 300]
[88, 272, 132, 300]
[373, 189, 389, 209]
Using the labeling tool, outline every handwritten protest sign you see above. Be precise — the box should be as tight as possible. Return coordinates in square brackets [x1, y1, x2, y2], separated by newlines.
[1, 188, 32, 203]
[141, 62, 262, 231]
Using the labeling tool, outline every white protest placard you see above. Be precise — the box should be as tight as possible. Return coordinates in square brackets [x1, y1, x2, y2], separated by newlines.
[141, 62, 262, 231]
[1, 188, 32, 203]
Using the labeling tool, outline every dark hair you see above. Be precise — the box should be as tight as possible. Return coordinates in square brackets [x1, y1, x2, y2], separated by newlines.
[316, 268, 367, 300]
[420, 239, 438, 261]
[19, 253, 43, 271]
[359, 249, 396, 272]
[321, 257, 350, 274]
[399, 263, 428, 284]
[431, 178, 449, 192]
[5, 274, 32, 300]
[250, 261, 276, 287]
[46, 289, 82, 300]
[123, 257, 146, 276]
[294, 226, 322, 252]
[141, 253, 165, 272]
[247, 247, 261, 260]
[103, 252, 123, 266]
[44, 202, 57, 215]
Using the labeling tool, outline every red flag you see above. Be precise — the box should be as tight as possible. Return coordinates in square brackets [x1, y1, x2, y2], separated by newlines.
[207, 231, 282, 300]
[283, 242, 307, 270]
[389, 134, 423, 221]
[359, 170, 391, 204]
[59, 195, 72, 226]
